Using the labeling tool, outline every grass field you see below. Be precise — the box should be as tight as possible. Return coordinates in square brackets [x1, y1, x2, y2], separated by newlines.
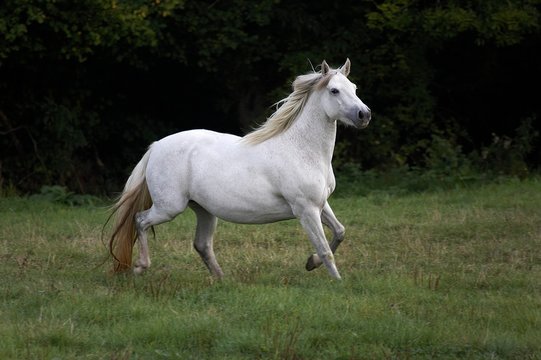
[1, 177, 540, 359]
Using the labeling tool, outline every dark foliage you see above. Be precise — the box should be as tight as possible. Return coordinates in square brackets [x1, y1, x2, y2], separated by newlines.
[1, 0, 540, 194]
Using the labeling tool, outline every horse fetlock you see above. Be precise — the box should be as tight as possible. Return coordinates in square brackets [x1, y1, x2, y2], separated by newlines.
[133, 259, 150, 275]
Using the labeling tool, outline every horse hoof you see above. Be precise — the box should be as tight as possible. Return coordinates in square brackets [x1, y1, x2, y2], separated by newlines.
[133, 265, 146, 275]
[305, 254, 320, 271]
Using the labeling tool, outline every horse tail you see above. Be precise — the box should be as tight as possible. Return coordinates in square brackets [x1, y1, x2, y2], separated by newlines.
[108, 147, 153, 272]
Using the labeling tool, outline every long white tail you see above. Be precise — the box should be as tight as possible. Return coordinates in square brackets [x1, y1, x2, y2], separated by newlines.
[108, 148, 153, 272]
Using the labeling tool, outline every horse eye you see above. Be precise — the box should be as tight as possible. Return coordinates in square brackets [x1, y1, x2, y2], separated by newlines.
[330, 88, 339, 95]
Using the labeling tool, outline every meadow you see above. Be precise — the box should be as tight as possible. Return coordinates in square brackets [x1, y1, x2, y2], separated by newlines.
[0, 177, 540, 359]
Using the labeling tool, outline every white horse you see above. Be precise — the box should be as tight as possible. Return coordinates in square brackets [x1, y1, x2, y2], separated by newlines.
[108, 59, 371, 280]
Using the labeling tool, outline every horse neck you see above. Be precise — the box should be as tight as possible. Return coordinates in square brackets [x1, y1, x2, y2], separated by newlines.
[280, 92, 337, 165]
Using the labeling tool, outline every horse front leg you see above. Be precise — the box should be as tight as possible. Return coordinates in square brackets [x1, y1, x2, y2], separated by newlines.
[297, 206, 341, 279]
[306, 201, 345, 271]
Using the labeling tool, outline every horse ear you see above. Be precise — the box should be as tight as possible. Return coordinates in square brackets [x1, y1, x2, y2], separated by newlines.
[340, 58, 351, 77]
[321, 60, 330, 76]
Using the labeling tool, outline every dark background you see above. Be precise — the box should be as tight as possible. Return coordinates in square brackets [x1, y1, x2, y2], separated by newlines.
[1, 0, 540, 194]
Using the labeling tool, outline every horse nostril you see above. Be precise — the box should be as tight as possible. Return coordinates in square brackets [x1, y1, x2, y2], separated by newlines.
[359, 109, 371, 120]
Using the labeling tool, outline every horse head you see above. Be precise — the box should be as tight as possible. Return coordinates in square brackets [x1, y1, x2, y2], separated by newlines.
[318, 59, 371, 129]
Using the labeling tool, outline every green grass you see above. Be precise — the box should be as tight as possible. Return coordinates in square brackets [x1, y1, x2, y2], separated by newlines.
[1, 178, 540, 359]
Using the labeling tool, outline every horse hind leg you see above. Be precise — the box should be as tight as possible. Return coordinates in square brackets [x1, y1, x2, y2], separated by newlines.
[133, 205, 183, 275]
[190, 203, 224, 278]
[306, 202, 345, 271]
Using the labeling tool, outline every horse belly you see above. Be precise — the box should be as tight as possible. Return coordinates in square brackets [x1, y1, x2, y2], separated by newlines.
[191, 179, 295, 224]
[189, 158, 294, 223]
[208, 202, 294, 224]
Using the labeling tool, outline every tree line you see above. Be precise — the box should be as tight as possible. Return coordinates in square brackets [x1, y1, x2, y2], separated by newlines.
[1, 0, 540, 194]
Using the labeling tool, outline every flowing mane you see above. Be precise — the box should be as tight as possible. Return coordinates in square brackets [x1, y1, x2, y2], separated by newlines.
[242, 69, 334, 145]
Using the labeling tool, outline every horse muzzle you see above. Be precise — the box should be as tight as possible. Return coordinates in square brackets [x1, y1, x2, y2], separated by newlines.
[356, 108, 371, 129]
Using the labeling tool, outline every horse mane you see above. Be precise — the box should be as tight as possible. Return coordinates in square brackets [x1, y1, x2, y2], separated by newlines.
[242, 69, 335, 145]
